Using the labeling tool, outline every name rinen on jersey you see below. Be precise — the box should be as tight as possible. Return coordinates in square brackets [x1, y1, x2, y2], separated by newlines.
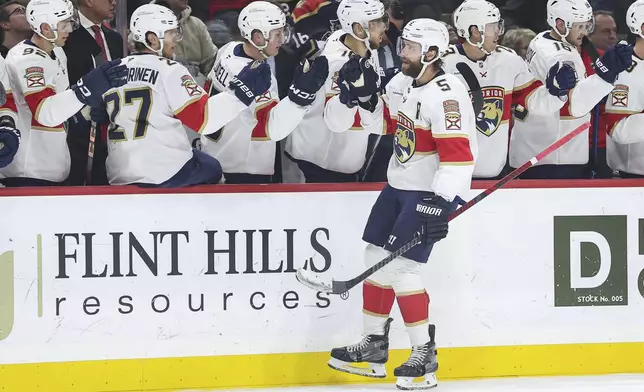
[127, 67, 160, 84]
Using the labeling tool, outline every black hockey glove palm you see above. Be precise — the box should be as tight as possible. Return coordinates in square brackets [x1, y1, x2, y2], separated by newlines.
[593, 43, 633, 84]
[0, 116, 20, 168]
[71, 59, 128, 108]
[288, 56, 329, 106]
[338, 55, 381, 95]
[229, 61, 272, 107]
[546, 62, 577, 97]
[416, 195, 451, 244]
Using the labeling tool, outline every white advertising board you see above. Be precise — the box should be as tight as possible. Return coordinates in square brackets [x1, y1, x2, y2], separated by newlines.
[0, 187, 643, 366]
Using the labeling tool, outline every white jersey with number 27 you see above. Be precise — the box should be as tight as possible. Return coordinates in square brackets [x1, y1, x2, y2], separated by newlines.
[104, 53, 244, 185]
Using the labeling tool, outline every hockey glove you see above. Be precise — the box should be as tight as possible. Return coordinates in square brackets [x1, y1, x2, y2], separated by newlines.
[338, 55, 381, 99]
[288, 55, 329, 106]
[416, 195, 452, 245]
[229, 61, 272, 106]
[71, 59, 128, 108]
[294, 38, 324, 61]
[545, 62, 577, 97]
[337, 77, 379, 111]
[593, 43, 633, 84]
[337, 76, 359, 108]
[0, 116, 20, 168]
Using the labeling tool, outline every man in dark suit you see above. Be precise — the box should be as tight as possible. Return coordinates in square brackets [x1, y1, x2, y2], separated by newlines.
[64, 0, 124, 185]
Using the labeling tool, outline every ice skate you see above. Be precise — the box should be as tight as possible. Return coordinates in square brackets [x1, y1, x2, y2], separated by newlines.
[394, 324, 438, 390]
[328, 317, 393, 378]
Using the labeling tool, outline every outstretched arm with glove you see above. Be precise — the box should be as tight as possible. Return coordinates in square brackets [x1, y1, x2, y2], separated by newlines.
[32, 59, 128, 128]
[564, 43, 633, 118]
[254, 55, 328, 141]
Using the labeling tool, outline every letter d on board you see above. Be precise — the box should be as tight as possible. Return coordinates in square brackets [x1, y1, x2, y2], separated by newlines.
[553, 215, 628, 307]
[570, 231, 612, 289]
[0, 251, 14, 340]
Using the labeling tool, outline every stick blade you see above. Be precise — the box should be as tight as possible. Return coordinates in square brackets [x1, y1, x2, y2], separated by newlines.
[295, 268, 334, 294]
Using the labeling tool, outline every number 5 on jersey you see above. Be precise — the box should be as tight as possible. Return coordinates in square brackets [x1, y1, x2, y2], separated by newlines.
[105, 87, 152, 141]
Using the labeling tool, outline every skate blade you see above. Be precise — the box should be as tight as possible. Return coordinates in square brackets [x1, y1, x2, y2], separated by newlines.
[395, 373, 438, 390]
[327, 357, 386, 378]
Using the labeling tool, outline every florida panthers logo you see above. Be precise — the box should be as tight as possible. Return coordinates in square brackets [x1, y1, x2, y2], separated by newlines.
[612, 84, 629, 107]
[475, 87, 505, 137]
[394, 113, 415, 163]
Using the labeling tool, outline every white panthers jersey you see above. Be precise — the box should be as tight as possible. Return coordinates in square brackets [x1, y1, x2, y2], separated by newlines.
[285, 30, 383, 174]
[603, 55, 644, 175]
[509, 32, 614, 168]
[104, 53, 215, 185]
[442, 44, 565, 178]
[201, 42, 309, 176]
[383, 71, 478, 201]
[1, 42, 75, 183]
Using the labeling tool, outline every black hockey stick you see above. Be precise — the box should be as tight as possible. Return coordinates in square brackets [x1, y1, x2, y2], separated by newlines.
[296, 121, 591, 295]
[456, 62, 484, 117]
[581, 36, 600, 61]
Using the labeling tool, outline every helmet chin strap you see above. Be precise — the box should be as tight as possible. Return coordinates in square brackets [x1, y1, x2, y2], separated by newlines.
[252, 28, 288, 59]
[556, 25, 574, 45]
[250, 36, 272, 58]
[350, 23, 373, 53]
[144, 40, 164, 56]
[37, 27, 60, 47]
[414, 63, 429, 81]
[465, 28, 492, 55]
[413, 54, 440, 81]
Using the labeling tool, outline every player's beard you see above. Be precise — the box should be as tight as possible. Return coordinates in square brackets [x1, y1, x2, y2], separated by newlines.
[402, 61, 423, 79]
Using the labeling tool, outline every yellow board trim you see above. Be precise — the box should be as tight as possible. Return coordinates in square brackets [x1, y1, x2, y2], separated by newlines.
[1, 342, 643, 391]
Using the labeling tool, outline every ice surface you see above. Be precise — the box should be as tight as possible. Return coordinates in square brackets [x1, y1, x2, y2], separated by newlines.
[181, 374, 644, 392]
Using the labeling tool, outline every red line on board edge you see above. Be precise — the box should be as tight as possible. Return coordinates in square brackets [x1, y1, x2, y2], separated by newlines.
[1, 179, 644, 198]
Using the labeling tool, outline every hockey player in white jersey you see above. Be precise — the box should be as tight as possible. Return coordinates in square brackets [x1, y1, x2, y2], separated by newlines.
[444, 0, 577, 179]
[284, 0, 389, 182]
[328, 19, 477, 390]
[509, 0, 633, 179]
[601, 0, 644, 177]
[201, 1, 328, 184]
[0, 55, 20, 168]
[96, 4, 273, 187]
[0, 0, 127, 187]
